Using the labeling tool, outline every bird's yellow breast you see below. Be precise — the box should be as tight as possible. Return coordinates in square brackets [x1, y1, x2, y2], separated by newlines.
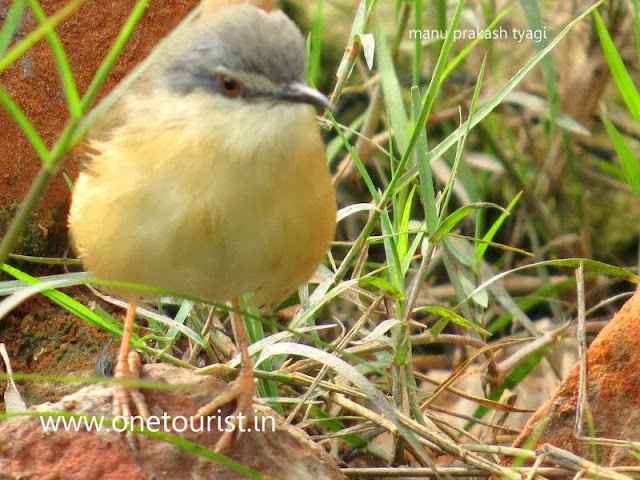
[69, 95, 336, 304]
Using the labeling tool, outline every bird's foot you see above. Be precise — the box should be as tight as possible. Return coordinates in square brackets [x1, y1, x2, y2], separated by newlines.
[196, 366, 255, 452]
[112, 351, 150, 421]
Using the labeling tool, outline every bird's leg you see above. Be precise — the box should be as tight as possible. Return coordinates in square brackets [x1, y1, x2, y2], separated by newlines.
[112, 300, 150, 420]
[196, 298, 255, 452]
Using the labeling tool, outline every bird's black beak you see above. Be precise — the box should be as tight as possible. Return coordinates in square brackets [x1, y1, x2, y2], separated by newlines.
[280, 81, 334, 110]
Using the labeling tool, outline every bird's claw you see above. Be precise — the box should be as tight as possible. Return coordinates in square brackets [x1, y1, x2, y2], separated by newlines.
[196, 366, 255, 452]
[112, 351, 150, 421]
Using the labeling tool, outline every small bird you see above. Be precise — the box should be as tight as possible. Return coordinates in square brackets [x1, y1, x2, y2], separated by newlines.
[68, 0, 336, 451]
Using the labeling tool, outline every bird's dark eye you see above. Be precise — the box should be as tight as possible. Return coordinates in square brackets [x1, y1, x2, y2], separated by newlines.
[218, 74, 243, 98]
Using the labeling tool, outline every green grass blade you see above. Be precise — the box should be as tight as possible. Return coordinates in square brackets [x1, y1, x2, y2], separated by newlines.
[328, 111, 379, 200]
[0, 0, 28, 57]
[419, 306, 491, 336]
[593, 9, 640, 121]
[376, 16, 409, 153]
[0, 0, 85, 75]
[602, 117, 640, 194]
[81, 0, 149, 112]
[412, 0, 422, 86]
[634, 0, 640, 67]
[394, 0, 607, 192]
[396, 185, 416, 264]
[520, 0, 559, 123]
[1, 264, 121, 337]
[442, 7, 511, 83]
[464, 258, 640, 306]
[436, 54, 486, 228]
[28, 0, 81, 119]
[417, 0, 465, 132]
[0, 88, 49, 162]
[307, 0, 323, 87]
[431, 203, 508, 244]
[411, 86, 438, 233]
[475, 191, 523, 262]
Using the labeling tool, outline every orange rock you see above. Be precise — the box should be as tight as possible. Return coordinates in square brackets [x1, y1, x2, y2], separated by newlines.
[511, 287, 640, 467]
[0, 364, 344, 479]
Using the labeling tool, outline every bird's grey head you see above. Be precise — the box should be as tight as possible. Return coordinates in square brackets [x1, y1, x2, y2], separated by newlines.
[162, 5, 331, 109]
